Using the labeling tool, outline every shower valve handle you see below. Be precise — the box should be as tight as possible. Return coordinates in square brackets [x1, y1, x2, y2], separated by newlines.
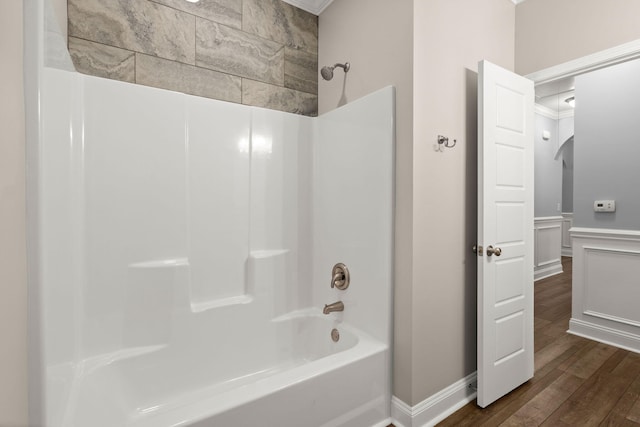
[331, 263, 350, 290]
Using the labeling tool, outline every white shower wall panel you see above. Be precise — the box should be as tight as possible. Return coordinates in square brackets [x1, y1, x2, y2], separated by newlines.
[81, 77, 189, 358]
[40, 69, 319, 359]
[41, 68, 84, 427]
[250, 108, 311, 252]
[186, 98, 251, 307]
[250, 108, 314, 315]
[313, 88, 395, 345]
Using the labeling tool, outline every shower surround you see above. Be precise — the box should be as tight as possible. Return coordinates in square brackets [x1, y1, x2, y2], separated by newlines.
[34, 48, 394, 427]
[67, 0, 319, 115]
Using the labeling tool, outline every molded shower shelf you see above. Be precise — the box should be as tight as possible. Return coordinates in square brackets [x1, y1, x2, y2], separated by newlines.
[190, 295, 253, 313]
[128, 258, 189, 268]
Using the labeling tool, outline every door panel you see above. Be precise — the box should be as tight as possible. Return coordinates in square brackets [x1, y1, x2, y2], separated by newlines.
[477, 60, 534, 408]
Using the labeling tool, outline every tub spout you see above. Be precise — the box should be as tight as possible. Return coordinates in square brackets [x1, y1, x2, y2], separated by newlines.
[323, 301, 344, 315]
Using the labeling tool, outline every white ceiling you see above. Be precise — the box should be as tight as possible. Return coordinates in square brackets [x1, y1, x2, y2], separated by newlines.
[284, 0, 527, 16]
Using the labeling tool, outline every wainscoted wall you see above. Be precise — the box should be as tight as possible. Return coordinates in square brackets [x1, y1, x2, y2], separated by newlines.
[570, 228, 640, 353]
[562, 212, 573, 257]
[67, 0, 318, 116]
[534, 216, 563, 281]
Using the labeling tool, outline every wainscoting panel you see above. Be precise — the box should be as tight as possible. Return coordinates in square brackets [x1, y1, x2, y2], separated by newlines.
[561, 212, 573, 257]
[534, 217, 563, 281]
[569, 227, 640, 353]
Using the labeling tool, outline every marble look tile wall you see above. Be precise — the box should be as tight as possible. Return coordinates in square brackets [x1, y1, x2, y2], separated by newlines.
[67, 0, 318, 116]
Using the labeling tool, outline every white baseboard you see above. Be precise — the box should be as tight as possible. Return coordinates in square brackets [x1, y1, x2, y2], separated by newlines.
[391, 372, 476, 427]
[569, 318, 640, 354]
[561, 248, 573, 258]
[534, 261, 563, 281]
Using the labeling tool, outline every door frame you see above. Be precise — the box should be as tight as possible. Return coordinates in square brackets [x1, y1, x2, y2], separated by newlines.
[473, 38, 640, 408]
[525, 39, 640, 85]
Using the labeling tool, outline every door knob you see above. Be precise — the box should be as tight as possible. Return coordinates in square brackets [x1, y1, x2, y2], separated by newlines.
[486, 245, 502, 257]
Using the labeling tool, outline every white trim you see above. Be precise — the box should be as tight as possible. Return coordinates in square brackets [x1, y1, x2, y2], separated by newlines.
[535, 215, 563, 223]
[561, 213, 573, 257]
[584, 310, 640, 329]
[570, 227, 640, 241]
[534, 104, 559, 120]
[569, 318, 640, 354]
[534, 217, 563, 281]
[391, 372, 477, 427]
[570, 227, 640, 354]
[391, 396, 412, 427]
[526, 39, 640, 85]
[558, 109, 575, 119]
[534, 263, 563, 281]
[534, 104, 574, 120]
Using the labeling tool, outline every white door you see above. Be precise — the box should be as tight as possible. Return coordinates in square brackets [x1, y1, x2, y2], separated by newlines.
[477, 60, 534, 408]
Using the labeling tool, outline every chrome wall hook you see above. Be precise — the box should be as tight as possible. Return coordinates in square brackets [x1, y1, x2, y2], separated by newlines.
[435, 135, 457, 152]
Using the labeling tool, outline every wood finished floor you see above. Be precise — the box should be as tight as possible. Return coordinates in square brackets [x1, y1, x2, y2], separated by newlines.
[436, 257, 640, 426]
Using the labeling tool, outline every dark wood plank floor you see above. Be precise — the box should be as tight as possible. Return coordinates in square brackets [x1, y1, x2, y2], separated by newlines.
[437, 257, 640, 427]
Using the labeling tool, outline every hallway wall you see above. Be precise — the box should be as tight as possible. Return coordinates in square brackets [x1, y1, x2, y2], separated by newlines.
[573, 58, 640, 230]
[534, 112, 562, 218]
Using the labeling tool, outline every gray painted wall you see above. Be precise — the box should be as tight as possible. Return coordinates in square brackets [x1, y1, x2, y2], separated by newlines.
[559, 116, 574, 212]
[574, 58, 640, 229]
[534, 113, 562, 217]
[561, 138, 574, 212]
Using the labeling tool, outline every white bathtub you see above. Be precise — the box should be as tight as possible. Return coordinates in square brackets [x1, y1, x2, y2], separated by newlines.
[62, 313, 389, 427]
[35, 67, 394, 427]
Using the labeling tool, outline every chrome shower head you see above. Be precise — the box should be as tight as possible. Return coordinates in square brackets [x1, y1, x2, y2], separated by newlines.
[320, 62, 350, 81]
[320, 66, 334, 81]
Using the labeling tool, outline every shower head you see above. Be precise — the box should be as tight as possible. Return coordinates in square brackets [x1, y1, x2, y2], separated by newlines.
[320, 62, 350, 81]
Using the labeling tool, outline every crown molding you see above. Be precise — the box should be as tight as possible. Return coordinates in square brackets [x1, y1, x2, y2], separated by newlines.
[535, 104, 558, 120]
[534, 104, 575, 120]
[558, 109, 575, 119]
[526, 39, 640, 85]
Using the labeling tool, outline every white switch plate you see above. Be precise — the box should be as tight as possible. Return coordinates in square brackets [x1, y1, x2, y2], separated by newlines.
[594, 200, 616, 212]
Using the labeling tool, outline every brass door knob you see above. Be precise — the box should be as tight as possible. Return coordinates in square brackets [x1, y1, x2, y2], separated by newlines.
[486, 245, 502, 257]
